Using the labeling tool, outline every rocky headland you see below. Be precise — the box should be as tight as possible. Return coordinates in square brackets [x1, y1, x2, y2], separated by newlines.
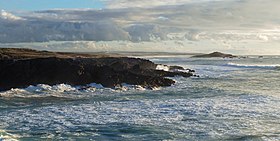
[0, 48, 194, 91]
[192, 52, 237, 58]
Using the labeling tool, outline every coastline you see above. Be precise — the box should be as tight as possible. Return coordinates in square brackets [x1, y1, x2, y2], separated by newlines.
[0, 48, 194, 91]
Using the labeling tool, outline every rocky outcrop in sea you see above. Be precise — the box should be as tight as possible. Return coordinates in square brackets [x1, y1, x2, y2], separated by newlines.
[192, 52, 237, 58]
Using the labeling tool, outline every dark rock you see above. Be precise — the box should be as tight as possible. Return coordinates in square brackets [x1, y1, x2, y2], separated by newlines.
[0, 48, 194, 91]
[187, 69, 195, 73]
[192, 52, 237, 58]
[169, 65, 195, 73]
[169, 65, 185, 71]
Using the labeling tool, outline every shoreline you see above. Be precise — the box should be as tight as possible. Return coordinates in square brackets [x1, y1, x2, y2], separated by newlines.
[0, 48, 194, 91]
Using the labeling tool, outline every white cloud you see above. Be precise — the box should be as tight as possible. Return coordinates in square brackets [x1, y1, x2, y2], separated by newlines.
[0, 10, 24, 20]
[157, 16, 169, 21]
[1, 0, 280, 54]
[102, 0, 222, 9]
[2, 39, 280, 55]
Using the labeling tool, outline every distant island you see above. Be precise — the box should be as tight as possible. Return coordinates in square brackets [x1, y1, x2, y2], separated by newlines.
[192, 52, 237, 58]
[0, 48, 194, 91]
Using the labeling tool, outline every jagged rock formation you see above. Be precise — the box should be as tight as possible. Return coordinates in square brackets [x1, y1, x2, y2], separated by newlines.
[0, 48, 193, 91]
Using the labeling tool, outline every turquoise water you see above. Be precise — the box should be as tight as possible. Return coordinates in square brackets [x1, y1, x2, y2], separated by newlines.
[0, 56, 280, 140]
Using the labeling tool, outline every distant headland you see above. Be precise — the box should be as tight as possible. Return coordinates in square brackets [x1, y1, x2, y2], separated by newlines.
[192, 52, 237, 58]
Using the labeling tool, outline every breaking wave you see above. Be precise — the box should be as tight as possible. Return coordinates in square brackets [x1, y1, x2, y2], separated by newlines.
[227, 62, 280, 69]
[0, 83, 151, 98]
[0, 130, 19, 141]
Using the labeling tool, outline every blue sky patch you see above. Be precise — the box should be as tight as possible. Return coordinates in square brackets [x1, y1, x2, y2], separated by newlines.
[0, 0, 104, 11]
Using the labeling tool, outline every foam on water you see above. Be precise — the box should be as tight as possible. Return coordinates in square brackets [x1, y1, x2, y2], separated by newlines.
[227, 62, 280, 69]
[0, 84, 79, 98]
[26, 84, 77, 93]
[114, 83, 147, 91]
[0, 130, 19, 141]
[0, 94, 279, 140]
[0, 83, 151, 99]
[156, 64, 170, 71]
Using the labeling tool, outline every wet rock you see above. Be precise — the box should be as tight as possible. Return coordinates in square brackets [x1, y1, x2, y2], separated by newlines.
[169, 65, 185, 71]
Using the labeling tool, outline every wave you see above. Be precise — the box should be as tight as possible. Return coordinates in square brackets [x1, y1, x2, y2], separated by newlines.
[156, 64, 170, 71]
[0, 83, 151, 98]
[227, 62, 280, 69]
[0, 130, 19, 141]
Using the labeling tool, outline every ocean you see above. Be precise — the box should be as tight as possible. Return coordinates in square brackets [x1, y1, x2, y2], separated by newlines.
[0, 56, 279, 140]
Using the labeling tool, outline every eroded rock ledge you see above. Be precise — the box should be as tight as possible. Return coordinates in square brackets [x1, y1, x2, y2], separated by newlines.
[0, 48, 194, 91]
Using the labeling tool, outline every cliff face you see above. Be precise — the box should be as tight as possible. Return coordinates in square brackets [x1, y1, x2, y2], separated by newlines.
[0, 48, 193, 91]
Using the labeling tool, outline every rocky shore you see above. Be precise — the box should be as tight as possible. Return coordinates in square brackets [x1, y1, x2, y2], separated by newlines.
[0, 48, 194, 91]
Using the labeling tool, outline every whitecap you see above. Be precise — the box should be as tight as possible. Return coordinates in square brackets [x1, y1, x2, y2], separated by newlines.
[156, 64, 170, 71]
[0, 130, 19, 141]
[0, 84, 78, 98]
[114, 83, 147, 91]
[227, 62, 280, 69]
[0, 82, 152, 98]
[25, 84, 77, 93]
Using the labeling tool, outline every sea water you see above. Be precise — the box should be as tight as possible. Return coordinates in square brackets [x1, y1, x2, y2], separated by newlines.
[0, 56, 279, 140]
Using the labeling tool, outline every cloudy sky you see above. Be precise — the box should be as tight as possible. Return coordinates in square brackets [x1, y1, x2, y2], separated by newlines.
[0, 0, 280, 55]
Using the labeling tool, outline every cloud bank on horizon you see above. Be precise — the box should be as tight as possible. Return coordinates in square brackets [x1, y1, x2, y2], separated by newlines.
[0, 0, 280, 55]
[102, 0, 223, 8]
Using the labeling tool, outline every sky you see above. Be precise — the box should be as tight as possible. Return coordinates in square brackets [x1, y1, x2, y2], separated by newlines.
[0, 0, 104, 11]
[0, 0, 280, 55]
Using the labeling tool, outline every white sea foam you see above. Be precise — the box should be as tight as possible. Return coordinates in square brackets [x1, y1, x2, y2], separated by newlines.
[0, 84, 78, 98]
[114, 83, 148, 91]
[0, 83, 152, 98]
[156, 64, 170, 71]
[0, 130, 19, 141]
[1, 95, 279, 140]
[227, 62, 280, 69]
[25, 84, 77, 93]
